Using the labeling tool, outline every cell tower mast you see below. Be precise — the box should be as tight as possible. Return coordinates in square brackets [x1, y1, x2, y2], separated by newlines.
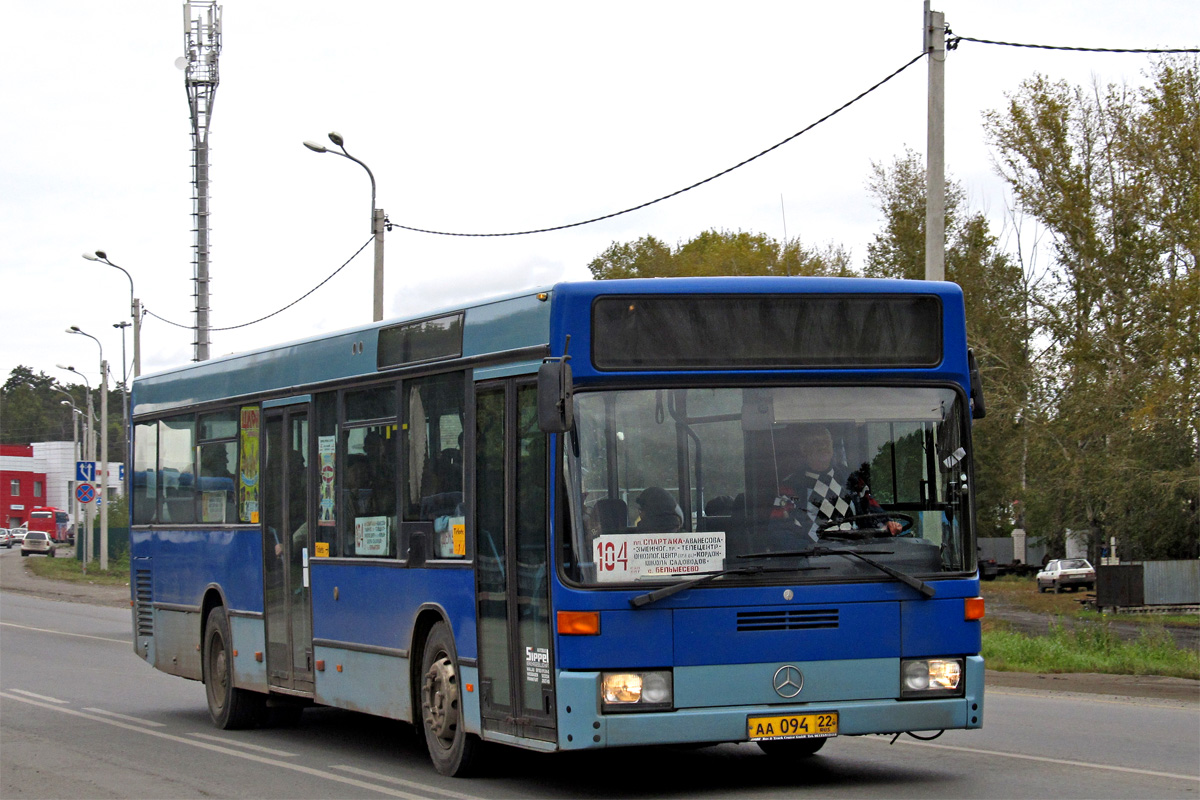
[182, 2, 221, 362]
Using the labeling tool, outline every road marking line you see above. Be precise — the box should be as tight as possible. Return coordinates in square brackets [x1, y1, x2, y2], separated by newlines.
[191, 732, 297, 757]
[330, 764, 489, 799]
[872, 736, 1200, 782]
[84, 708, 166, 727]
[0, 691, 448, 799]
[0, 621, 127, 644]
[9, 689, 68, 704]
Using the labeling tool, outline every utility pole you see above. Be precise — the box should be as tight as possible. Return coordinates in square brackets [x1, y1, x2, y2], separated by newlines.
[100, 361, 109, 571]
[924, 1, 946, 282]
[181, 2, 222, 361]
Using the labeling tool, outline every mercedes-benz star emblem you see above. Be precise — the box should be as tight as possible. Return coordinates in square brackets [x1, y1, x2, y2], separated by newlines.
[772, 665, 804, 698]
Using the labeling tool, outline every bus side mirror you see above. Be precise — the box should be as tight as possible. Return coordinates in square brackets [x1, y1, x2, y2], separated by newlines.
[537, 360, 574, 433]
[968, 348, 987, 420]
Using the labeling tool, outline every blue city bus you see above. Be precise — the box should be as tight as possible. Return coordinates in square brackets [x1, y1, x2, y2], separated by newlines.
[129, 277, 986, 776]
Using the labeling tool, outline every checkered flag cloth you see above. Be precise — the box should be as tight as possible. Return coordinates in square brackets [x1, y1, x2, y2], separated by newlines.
[805, 469, 852, 540]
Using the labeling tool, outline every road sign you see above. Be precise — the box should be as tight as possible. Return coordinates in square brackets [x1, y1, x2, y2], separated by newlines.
[76, 461, 97, 483]
[76, 483, 96, 505]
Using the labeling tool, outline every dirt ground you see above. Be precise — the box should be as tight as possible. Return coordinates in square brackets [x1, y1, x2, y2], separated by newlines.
[2, 548, 1196, 704]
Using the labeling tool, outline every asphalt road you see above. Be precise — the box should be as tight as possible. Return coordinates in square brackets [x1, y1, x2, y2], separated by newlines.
[2, 591, 1198, 799]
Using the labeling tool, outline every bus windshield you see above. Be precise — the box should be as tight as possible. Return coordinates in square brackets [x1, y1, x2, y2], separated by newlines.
[562, 385, 973, 587]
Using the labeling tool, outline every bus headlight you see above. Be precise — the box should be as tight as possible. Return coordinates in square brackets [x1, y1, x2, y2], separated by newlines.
[900, 658, 964, 698]
[601, 670, 673, 712]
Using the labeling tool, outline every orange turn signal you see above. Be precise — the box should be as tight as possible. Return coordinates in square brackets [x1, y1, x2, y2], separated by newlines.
[557, 610, 600, 635]
[965, 596, 985, 620]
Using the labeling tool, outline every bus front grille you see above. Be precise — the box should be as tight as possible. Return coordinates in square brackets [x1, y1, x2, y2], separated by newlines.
[737, 608, 839, 631]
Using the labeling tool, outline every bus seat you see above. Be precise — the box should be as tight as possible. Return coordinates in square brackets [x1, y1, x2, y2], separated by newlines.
[594, 498, 628, 532]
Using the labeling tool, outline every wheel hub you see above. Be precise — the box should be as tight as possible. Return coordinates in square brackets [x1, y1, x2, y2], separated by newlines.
[422, 655, 460, 744]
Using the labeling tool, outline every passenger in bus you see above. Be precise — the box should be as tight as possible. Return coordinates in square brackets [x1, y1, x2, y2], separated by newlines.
[774, 425, 900, 540]
[345, 454, 395, 517]
[635, 487, 684, 532]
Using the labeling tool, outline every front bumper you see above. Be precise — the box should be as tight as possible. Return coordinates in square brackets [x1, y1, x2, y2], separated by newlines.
[555, 655, 984, 750]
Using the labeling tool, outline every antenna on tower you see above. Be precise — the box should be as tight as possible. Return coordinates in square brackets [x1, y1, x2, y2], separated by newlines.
[180, 2, 221, 362]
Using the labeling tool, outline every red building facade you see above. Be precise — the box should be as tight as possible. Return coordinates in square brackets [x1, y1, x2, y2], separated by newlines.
[1, 444, 49, 529]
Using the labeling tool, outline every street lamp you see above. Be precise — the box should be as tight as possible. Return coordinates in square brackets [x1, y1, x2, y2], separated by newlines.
[67, 326, 110, 571]
[55, 365, 95, 564]
[303, 131, 386, 322]
[82, 251, 142, 377]
[113, 321, 132, 464]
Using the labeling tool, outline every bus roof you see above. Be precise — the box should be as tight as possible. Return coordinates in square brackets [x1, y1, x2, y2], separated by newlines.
[130, 277, 966, 417]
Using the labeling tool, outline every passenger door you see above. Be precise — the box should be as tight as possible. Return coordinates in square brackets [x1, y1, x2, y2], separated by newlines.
[261, 403, 314, 693]
[474, 380, 556, 741]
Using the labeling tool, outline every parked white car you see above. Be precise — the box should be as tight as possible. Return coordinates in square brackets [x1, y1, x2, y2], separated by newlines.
[1036, 558, 1095, 593]
[0, 529, 11, 548]
[20, 530, 56, 558]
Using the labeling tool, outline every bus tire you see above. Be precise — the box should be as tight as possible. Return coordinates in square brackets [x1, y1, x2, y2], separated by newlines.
[203, 606, 265, 730]
[758, 737, 827, 757]
[419, 621, 481, 777]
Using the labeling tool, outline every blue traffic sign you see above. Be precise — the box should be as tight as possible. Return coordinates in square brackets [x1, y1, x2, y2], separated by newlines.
[76, 483, 96, 504]
[76, 461, 97, 483]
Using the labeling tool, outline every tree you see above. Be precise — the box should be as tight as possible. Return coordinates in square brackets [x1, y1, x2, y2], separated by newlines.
[984, 56, 1199, 559]
[587, 230, 853, 280]
[1, 366, 125, 464]
[865, 150, 1033, 538]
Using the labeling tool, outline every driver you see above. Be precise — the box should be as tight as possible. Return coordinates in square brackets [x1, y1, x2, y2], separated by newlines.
[772, 426, 901, 540]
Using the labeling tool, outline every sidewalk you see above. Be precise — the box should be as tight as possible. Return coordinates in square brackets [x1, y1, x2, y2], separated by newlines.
[987, 669, 1199, 704]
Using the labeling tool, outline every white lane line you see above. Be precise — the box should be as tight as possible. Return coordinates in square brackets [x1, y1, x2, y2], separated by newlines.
[83, 707, 166, 727]
[191, 732, 297, 757]
[0, 621, 127, 644]
[330, 764, 490, 800]
[9, 689, 68, 704]
[0, 692, 442, 799]
[872, 736, 1200, 782]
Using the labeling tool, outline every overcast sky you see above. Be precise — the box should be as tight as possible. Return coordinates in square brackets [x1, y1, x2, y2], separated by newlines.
[2, 1, 1194, 392]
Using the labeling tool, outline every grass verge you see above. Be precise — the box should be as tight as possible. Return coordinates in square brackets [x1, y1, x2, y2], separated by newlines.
[25, 552, 131, 586]
[983, 620, 1200, 680]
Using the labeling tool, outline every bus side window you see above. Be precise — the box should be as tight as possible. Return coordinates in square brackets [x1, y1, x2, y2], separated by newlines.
[132, 421, 158, 524]
[160, 416, 196, 524]
[404, 372, 466, 558]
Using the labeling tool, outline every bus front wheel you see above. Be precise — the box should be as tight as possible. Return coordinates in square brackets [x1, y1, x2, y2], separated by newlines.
[203, 606, 265, 730]
[419, 621, 481, 777]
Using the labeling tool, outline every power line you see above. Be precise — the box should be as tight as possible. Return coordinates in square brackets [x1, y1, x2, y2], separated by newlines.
[392, 51, 928, 238]
[948, 33, 1199, 54]
[144, 236, 374, 332]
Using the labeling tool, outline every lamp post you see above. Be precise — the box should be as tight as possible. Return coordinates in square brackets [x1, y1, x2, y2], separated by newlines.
[303, 132, 385, 322]
[83, 251, 142, 377]
[114, 321, 131, 463]
[67, 326, 109, 571]
[28, 382, 84, 540]
[55, 365, 94, 563]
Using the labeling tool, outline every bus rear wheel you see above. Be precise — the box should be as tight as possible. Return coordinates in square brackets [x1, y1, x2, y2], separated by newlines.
[758, 737, 828, 757]
[420, 621, 481, 777]
[203, 606, 265, 729]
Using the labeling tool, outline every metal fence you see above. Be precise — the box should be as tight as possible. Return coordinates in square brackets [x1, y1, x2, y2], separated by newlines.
[1097, 560, 1199, 608]
[978, 536, 1047, 566]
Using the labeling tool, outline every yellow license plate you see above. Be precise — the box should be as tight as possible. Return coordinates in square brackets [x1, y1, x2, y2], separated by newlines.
[748, 712, 838, 741]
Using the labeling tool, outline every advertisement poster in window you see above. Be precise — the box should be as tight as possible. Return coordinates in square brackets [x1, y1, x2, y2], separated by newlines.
[239, 406, 260, 522]
[318, 435, 336, 527]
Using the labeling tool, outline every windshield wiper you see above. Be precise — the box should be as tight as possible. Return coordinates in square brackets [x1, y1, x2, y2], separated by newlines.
[738, 547, 936, 599]
[629, 564, 830, 609]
